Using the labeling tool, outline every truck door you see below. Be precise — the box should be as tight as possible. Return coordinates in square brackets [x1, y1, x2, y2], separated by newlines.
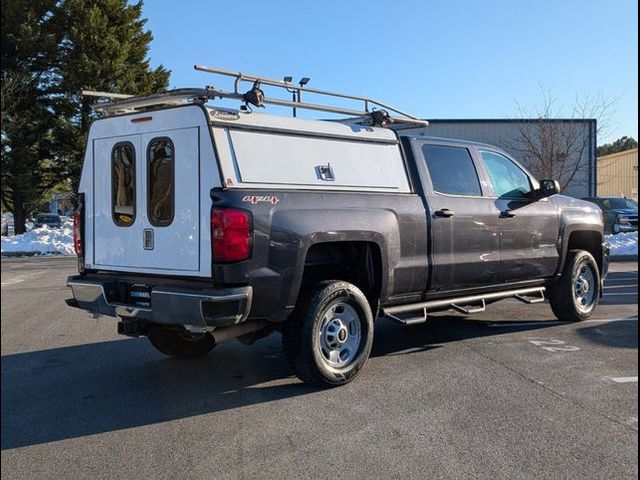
[477, 150, 560, 282]
[418, 142, 501, 291]
[93, 127, 200, 274]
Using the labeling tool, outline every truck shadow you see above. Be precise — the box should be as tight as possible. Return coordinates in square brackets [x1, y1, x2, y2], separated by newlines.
[1, 315, 561, 450]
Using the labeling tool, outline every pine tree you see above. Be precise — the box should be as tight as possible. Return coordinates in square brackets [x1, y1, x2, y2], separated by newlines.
[1, 0, 61, 234]
[1, 0, 170, 233]
[54, 0, 170, 193]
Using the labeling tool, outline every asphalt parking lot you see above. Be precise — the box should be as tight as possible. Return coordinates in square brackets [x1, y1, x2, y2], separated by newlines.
[1, 257, 637, 480]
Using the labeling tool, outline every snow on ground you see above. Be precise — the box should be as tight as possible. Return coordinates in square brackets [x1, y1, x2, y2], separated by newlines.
[605, 232, 638, 257]
[1, 219, 75, 255]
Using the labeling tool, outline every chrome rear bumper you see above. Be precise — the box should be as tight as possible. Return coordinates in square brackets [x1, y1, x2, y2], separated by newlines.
[67, 276, 252, 329]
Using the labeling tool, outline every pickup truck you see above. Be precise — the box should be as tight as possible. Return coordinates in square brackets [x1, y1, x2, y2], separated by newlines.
[67, 71, 609, 387]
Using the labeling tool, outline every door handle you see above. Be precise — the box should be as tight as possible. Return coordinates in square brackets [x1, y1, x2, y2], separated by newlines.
[500, 210, 516, 218]
[434, 208, 455, 218]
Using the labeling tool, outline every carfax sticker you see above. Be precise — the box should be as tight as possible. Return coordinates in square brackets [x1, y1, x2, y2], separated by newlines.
[242, 195, 280, 205]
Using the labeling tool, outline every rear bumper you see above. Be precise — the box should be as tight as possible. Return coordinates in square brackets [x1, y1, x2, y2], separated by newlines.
[66, 276, 252, 329]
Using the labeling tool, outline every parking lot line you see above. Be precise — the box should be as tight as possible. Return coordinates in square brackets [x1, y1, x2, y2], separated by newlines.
[609, 377, 639, 383]
[603, 292, 638, 296]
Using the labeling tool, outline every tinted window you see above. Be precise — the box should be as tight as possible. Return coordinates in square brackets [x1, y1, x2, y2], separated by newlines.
[147, 138, 174, 227]
[422, 145, 482, 196]
[594, 198, 638, 210]
[481, 151, 531, 198]
[112, 143, 136, 226]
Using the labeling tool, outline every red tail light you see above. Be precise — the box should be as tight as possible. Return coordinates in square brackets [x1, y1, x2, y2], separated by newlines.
[73, 209, 82, 257]
[211, 207, 252, 262]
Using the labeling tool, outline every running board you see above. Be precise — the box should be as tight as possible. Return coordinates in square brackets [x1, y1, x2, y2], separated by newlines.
[382, 286, 546, 319]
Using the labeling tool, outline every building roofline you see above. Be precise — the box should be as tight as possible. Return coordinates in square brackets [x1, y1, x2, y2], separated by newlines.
[597, 148, 638, 160]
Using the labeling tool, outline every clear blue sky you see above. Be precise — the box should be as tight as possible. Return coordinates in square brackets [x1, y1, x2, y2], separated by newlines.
[142, 0, 637, 144]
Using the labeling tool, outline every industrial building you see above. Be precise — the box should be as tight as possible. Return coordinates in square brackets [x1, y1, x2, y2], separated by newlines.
[398, 119, 597, 198]
[597, 148, 638, 200]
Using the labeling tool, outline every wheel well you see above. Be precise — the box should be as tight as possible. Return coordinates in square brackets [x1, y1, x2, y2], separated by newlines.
[567, 230, 603, 273]
[300, 241, 383, 314]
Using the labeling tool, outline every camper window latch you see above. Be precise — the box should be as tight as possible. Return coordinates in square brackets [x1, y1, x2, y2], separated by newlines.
[316, 163, 335, 182]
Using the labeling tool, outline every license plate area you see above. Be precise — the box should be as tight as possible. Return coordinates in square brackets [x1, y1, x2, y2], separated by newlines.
[129, 283, 152, 307]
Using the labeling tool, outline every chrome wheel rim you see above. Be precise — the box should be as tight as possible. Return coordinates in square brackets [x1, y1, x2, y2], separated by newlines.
[573, 262, 596, 312]
[318, 302, 362, 369]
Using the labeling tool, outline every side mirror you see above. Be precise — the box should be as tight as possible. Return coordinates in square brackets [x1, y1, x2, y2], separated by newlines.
[537, 179, 561, 198]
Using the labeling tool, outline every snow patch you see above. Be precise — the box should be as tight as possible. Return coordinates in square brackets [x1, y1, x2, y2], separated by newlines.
[1, 219, 75, 256]
[605, 232, 638, 257]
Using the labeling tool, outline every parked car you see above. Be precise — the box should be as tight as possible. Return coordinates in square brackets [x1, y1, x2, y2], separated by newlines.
[33, 213, 63, 229]
[582, 196, 638, 234]
[67, 67, 609, 387]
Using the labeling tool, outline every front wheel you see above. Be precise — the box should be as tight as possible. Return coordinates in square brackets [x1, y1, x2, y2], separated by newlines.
[148, 328, 216, 359]
[548, 249, 601, 322]
[283, 281, 374, 387]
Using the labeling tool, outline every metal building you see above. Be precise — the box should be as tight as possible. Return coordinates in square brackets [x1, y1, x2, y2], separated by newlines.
[398, 119, 597, 198]
[596, 148, 638, 200]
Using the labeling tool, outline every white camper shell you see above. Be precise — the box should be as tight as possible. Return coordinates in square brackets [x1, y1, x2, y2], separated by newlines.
[79, 104, 412, 278]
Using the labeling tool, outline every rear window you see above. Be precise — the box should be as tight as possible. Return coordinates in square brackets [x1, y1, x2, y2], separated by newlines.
[147, 138, 174, 227]
[37, 215, 60, 223]
[112, 142, 136, 226]
[422, 145, 482, 196]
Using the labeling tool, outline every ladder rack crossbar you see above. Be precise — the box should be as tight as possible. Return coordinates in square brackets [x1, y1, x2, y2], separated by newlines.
[194, 64, 423, 122]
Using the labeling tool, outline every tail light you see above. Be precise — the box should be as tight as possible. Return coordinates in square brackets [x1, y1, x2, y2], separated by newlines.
[73, 210, 82, 256]
[73, 193, 85, 273]
[211, 207, 253, 262]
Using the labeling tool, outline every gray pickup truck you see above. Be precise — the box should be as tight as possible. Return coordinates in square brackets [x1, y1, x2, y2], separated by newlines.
[67, 69, 608, 387]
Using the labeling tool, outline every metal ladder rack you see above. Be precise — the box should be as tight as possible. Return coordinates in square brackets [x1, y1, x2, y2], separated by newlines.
[83, 65, 429, 128]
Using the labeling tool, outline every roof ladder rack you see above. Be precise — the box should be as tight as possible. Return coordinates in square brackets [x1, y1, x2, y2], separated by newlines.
[83, 65, 429, 128]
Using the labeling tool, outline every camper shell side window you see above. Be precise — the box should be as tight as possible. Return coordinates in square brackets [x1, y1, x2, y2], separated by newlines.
[112, 142, 136, 227]
[147, 137, 175, 227]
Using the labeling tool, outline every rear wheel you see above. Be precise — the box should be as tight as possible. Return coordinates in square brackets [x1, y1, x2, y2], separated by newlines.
[283, 281, 374, 387]
[148, 328, 216, 359]
[548, 249, 600, 322]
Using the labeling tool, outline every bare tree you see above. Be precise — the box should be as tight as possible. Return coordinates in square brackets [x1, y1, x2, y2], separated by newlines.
[507, 88, 618, 191]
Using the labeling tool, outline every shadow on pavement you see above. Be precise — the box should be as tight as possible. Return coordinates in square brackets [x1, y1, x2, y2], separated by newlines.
[575, 316, 638, 349]
[1, 315, 562, 450]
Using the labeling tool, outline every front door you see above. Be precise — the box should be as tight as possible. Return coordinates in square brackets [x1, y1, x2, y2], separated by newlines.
[93, 127, 200, 273]
[420, 143, 501, 291]
[478, 150, 560, 282]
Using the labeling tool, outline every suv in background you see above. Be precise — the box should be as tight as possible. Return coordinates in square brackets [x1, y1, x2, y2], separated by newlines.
[34, 213, 63, 229]
[582, 197, 638, 234]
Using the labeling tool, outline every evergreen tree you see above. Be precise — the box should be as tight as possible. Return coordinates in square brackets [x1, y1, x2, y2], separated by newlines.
[597, 136, 638, 157]
[1, 0, 61, 233]
[54, 0, 170, 191]
[1, 0, 169, 233]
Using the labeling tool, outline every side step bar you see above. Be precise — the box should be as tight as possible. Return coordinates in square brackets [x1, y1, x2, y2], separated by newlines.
[383, 287, 546, 324]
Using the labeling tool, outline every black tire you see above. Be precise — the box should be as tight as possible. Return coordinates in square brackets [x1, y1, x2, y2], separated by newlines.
[548, 249, 601, 322]
[283, 280, 374, 387]
[148, 328, 216, 359]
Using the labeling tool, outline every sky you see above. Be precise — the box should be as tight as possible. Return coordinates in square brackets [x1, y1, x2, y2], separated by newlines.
[142, 0, 638, 144]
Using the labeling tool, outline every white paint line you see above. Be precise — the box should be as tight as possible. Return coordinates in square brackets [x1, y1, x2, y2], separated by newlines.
[603, 292, 638, 296]
[1, 277, 24, 287]
[609, 376, 638, 383]
[604, 284, 638, 289]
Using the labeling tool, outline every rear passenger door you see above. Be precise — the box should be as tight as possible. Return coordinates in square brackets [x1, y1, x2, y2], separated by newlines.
[418, 142, 501, 291]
